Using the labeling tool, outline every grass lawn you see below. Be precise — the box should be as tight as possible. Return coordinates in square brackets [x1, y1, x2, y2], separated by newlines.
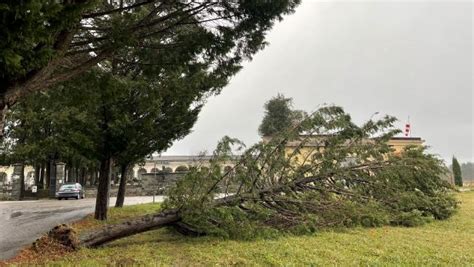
[5, 190, 474, 266]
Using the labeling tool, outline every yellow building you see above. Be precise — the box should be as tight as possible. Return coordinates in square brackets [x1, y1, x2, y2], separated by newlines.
[263, 135, 424, 165]
[387, 137, 424, 155]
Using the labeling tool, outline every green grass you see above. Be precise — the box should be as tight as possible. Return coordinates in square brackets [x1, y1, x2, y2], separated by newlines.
[16, 191, 474, 266]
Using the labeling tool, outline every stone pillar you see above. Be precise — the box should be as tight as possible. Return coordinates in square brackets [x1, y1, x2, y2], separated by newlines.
[49, 162, 65, 198]
[48, 161, 57, 198]
[11, 163, 24, 200]
[56, 162, 65, 187]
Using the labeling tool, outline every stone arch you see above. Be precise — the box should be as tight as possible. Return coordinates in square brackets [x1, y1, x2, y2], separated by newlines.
[175, 165, 188, 172]
[163, 167, 173, 173]
[150, 168, 160, 173]
[137, 168, 147, 180]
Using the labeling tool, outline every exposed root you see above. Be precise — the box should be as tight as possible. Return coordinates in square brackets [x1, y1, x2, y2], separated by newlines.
[45, 224, 79, 251]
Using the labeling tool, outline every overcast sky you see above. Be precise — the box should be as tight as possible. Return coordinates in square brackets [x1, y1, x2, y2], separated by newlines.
[164, 0, 473, 163]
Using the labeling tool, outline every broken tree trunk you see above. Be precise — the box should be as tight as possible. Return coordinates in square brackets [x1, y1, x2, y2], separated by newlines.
[79, 210, 180, 248]
[47, 163, 383, 249]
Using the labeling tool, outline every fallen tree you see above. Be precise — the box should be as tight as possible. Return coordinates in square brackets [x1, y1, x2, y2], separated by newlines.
[48, 106, 458, 248]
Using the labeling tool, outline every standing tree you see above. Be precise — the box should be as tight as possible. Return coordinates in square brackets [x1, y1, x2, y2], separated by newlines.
[0, 1, 301, 138]
[47, 69, 212, 220]
[2, 0, 301, 219]
[4, 55, 234, 220]
[452, 156, 463, 187]
[258, 94, 306, 137]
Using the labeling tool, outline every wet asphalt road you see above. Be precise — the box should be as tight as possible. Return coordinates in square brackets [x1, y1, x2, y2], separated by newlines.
[0, 196, 163, 260]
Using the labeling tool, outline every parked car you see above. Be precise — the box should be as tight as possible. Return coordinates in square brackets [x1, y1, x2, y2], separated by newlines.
[56, 183, 85, 200]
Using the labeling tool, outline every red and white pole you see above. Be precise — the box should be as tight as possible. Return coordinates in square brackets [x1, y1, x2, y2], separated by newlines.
[404, 117, 411, 137]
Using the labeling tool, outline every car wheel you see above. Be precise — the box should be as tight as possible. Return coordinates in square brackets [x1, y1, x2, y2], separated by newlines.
[58, 197, 62, 200]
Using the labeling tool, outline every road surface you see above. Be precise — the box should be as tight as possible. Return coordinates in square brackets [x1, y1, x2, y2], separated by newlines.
[0, 196, 164, 260]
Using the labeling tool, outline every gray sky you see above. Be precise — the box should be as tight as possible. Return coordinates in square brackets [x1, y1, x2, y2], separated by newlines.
[164, 0, 473, 163]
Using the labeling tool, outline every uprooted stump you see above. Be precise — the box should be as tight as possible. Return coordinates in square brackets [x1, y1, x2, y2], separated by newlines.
[25, 224, 79, 262]
[43, 224, 79, 251]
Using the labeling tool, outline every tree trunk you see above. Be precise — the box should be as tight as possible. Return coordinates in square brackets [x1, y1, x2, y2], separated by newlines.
[70, 166, 75, 183]
[94, 157, 113, 220]
[39, 163, 45, 189]
[19, 164, 25, 200]
[0, 102, 8, 141]
[75, 167, 79, 183]
[45, 161, 51, 189]
[115, 163, 129, 208]
[80, 167, 86, 186]
[93, 170, 98, 186]
[34, 164, 40, 187]
[89, 169, 94, 186]
[80, 210, 180, 248]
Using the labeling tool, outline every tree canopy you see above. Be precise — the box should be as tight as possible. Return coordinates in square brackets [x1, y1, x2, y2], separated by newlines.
[2, 62, 224, 218]
[1, 0, 302, 218]
[0, 0, 301, 136]
[258, 94, 306, 137]
[452, 156, 463, 187]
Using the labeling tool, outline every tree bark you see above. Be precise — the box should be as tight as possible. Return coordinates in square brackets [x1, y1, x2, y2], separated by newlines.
[45, 162, 387, 250]
[80, 210, 180, 248]
[75, 167, 80, 183]
[39, 163, 45, 189]
[0, 102, 8, 141]
[19, 164, 25, 200]
[34, 164, 40, 187]
[89, 169, 95, 186]
[45, 160, 51, 189]
[80, 167, 86, 186]
[92, 169, 98, 186]
[115, 163, 129, 208]
[94, 157, 113, 220]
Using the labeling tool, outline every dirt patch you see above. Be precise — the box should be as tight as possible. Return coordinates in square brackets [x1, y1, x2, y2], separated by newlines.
[0, 224, 79, 265]
[1, 236, 73, 265]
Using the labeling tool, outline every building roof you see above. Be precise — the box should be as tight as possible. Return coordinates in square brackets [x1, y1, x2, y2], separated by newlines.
[389, 137, 423, 141]
[147, 155, 213, 162]
[146, 155, 239, 162]
[265, 134, 424, 147]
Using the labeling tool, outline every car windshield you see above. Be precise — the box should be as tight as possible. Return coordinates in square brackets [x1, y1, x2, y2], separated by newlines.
[59, 185, 76, 190]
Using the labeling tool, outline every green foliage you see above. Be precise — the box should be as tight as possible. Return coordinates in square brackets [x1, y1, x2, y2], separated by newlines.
[0, 0, 301, 115]
[3, 65, 206, 169]
[14, 191, 474, 266]
[2, 0, 302, 172]
[0, 0, 90, 79]
[258, 94, 306, 136]
[452, 156, 463, 186]
[165, 105, 458, 238]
